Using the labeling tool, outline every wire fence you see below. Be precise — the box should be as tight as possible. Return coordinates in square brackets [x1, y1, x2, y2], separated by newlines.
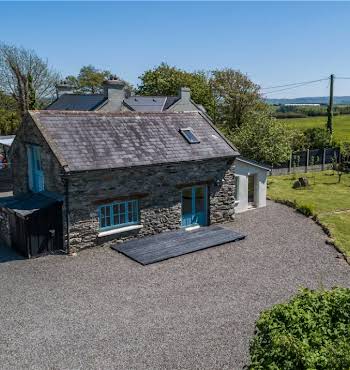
[271, 148, 340, 175]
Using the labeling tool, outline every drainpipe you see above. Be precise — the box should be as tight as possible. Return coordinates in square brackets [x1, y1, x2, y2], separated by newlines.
[64, 175, 70, 254]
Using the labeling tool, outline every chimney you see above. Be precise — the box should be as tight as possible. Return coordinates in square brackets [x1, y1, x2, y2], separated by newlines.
[56, 80, 74, 98]
[179, 87, 191, 101]
[103, 75, 126, 111]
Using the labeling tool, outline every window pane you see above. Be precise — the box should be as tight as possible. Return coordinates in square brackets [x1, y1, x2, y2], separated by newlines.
[113, 204, 119, 225]
[128, 202, 133, 223]
[133, 201, 138, 222]
[120, 203, 125, 214]
[105, 206, 111, 227]
[195, 187, 205, 214]
[99, 200, 139, 229]
[100, 207, 106, 228]
[182, 188, 192, 215]
[181, 129, 200, 144]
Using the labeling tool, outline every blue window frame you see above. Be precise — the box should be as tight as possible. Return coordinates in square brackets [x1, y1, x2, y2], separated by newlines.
[98, 200, 139, 230]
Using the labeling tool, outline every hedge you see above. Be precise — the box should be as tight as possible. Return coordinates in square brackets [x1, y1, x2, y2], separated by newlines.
[249, 288, 350, 370]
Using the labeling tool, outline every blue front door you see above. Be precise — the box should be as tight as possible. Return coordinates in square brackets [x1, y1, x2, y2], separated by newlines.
[181, 185, 207, 227]
[27, 145, 45, 193]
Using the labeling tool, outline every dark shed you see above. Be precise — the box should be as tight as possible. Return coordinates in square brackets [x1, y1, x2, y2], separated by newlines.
[0, 192, 64, 257]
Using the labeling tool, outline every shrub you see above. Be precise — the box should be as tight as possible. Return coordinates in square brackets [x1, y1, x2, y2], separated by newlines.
[249, 288, 350, 370]
[303, 128, 332, 150]
[296, 203, 314, 217]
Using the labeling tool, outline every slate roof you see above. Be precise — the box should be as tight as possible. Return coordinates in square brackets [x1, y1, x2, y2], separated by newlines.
[47, 94, 181, 112]
[123, 96, 167, 112]
[236, 157, 272, 171]
[122, 96, 181, 112]
[29, 111, 239, 172]
[46, 94, 107, 111]
[0, 192, 63, 217]
[0, 135, 15, 147]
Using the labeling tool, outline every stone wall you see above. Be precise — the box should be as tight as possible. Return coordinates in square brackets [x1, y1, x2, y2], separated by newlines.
[67, 158, 235, 252]
[0, 209, 10, 246]
[0, 168, 12, 192]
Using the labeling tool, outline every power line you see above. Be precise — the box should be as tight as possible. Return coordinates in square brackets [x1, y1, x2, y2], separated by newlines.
[262, 80, 328, 96]
[261, 78, 328, 91]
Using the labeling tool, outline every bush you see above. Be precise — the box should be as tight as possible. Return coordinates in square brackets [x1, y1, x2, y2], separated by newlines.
[249, 288, 350, 370]
[296, 203, 314, 217]
[303, 128, 332, 150]
[229, 110, 292, 165]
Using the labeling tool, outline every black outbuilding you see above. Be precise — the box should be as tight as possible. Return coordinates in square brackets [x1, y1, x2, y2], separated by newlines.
[0, 192, 64, 258]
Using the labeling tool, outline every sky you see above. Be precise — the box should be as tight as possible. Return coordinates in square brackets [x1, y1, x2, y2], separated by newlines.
[1, 1, 350, 98]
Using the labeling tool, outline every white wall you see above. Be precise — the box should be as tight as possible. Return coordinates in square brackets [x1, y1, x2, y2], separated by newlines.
[234, 160, 268, 213]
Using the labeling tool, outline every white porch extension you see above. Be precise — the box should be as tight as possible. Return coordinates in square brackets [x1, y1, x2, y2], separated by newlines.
[234, 157, 271, 213]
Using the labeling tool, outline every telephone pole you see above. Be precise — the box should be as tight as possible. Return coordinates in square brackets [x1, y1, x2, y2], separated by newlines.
[326, 74, 334, 134]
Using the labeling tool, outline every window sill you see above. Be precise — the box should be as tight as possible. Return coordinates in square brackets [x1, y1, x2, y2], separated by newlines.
[98, 224, 143, 238]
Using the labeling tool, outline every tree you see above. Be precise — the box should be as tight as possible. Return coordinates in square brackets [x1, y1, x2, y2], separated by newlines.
[0, 91, 20, 135]
[228, 110, 292, 165]
[210, 69, 265, 129]
[137, 63, 215, 117]
[66, 65, 133, 95]
[0, 43, 59, 117]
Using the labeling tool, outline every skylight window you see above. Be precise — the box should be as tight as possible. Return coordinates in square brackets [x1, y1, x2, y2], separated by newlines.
[180, 128, 200, 144]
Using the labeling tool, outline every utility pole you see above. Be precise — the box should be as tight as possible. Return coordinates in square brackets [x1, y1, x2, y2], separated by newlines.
[326, 74, 334, 134]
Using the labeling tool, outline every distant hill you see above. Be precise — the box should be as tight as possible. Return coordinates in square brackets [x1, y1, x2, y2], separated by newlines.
[266, 96, 350, 105]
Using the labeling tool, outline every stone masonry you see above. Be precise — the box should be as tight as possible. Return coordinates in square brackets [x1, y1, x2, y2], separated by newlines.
[67, 158, 235, 252]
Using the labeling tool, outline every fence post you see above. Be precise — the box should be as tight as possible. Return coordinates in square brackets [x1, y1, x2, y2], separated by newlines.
[306, 149, 309, 173]
[288, 153, 292, 173]
[322, 148, 326, 171]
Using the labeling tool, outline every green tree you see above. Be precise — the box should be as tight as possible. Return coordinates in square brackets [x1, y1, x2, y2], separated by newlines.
[210, 68, 265, 129]
[66, 65, 132, 94]
[228, 110, 292, 165]
[0, 43, 59, 117]
[0, 91, 20, 135]
[137, 63, 215, 117]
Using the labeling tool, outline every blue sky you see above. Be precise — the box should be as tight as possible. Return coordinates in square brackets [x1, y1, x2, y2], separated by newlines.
[1, 1, 350, 98]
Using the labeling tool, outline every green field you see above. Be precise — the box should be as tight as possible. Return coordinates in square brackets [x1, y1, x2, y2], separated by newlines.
[279, 115, 350, 143]
[268, 171, 350, 259]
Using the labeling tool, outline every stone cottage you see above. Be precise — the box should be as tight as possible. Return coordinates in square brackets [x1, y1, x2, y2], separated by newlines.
[0, 110, 239, 256]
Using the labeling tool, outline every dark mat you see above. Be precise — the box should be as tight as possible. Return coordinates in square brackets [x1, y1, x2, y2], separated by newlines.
[111, 225, 246, 265]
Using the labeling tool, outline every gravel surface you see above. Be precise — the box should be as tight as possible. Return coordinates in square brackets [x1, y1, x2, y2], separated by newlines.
[0, 201, 349, 370]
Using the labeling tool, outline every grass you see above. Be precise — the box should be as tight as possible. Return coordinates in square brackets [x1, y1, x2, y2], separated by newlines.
[268, 170, 350, 259]
[279, 115, 350, 143]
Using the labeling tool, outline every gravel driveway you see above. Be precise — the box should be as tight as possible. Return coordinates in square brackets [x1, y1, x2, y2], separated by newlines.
[0, 201, 349, 370]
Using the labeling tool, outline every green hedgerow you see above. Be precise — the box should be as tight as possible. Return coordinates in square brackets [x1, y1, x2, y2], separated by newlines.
[249, 288, 350, 370]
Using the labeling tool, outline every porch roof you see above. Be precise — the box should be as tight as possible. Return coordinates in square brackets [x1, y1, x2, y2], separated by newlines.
[0, 192, 63, 217]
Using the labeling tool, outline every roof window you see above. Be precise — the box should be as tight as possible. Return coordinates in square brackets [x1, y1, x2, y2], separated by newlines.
[180, 128, 200, 144]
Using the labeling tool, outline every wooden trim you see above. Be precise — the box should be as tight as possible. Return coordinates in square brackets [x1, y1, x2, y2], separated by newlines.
[93, 192, 149, 205]
[176, 179, 214, 189]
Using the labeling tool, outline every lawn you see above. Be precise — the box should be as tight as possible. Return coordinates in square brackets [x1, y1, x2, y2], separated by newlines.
[268, 170, 350, 259]
[279, 115, 350, 143]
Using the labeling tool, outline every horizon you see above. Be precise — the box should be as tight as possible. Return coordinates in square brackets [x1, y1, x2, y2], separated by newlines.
[1, 1, 350, 99]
